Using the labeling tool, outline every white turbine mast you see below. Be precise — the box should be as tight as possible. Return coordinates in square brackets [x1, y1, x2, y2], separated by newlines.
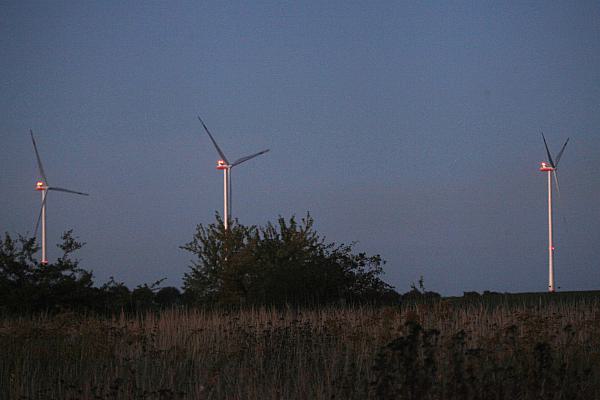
[30, 130, 89, 264]
[197, 116, 269, 230]
[539, 132, 569, 292]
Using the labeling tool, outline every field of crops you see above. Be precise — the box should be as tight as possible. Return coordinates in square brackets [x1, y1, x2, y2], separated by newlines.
[2, 295, 600, 399]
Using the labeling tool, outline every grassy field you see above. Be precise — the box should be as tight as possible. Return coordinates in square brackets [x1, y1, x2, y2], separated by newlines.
[2, 294, 600, 399]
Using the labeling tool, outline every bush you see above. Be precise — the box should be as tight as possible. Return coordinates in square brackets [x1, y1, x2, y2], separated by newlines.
[155, 286, 182, 307]
[0, 230, 97, 314]
[182, 214, 400, 307]
[0, 231, 173, 315]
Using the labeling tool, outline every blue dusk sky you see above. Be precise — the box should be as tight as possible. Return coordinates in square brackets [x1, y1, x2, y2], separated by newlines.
[1, 1, 599, 295]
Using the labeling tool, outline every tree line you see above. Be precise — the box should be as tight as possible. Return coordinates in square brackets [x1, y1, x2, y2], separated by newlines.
[0, 214, 402, 314]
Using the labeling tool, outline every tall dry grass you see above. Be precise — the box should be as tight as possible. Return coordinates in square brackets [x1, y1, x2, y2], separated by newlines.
[1, 300, 599, 399]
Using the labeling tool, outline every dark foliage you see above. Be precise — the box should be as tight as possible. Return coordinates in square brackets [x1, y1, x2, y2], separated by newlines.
[369, 319, 599, 400]
[181, 213, 400, 307]
[0, 231, 181, 315]
[0, 230, 97, 314]
[401, 276, 442, 304]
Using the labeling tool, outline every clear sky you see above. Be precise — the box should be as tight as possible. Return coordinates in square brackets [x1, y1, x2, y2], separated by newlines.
[1, 1, 599, 295]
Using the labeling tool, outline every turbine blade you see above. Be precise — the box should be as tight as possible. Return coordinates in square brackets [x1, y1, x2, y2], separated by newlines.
[197, 116, 229, 164]
[553, 170, 569, 230]
[30, 130, 49, 184]
[48, 187, 89, 196]
[541, 132, 556, 168]
[554, 138, 570, 167]
[232, 149, 270, 167]
[33, 192, 48, 238]
[553, 170, 561, 199]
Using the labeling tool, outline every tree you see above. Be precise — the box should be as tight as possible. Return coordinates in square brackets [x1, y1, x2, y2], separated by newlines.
[1, 231, 177, 314]
[182, 214, 400, 307]
[99, 277, 131, 312]
[0, 233, 38, 313]
[155, 286, 182, 307]
[181, 214, 258, 305]
[0, 230, 97, 313]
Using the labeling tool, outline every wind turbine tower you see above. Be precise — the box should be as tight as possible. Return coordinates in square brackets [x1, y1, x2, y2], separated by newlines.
[30, 130, 89, 264]
[540, 133, 569, 292]
[197, 116, 269, 230]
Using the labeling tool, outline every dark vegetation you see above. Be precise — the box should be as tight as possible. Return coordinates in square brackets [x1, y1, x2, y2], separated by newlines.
[2, 214, 600, 399]
[0, 231, 181, 314]
[2, 301, 599, 399]
[0, 214, 398, 314]
[182, 214, 399, 307]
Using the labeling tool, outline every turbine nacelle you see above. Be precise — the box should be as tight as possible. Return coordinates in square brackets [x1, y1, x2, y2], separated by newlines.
[539, 162, 554, 172]
[216, 160, 230, 170]
[35, 181, 47, 190]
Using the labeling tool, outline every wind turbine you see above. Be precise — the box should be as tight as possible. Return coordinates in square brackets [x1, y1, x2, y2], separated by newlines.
[30, 130, 89, 264]
[197, 116, 269, 230]
[539, 132, 569, 292]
